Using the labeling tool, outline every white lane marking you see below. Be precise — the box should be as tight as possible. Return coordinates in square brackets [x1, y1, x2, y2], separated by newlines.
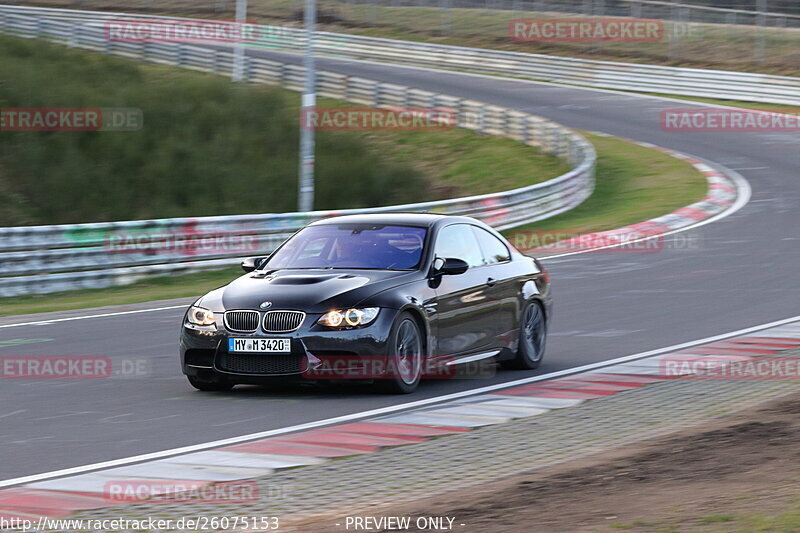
[32, 411, 97, 422]
[2, 312, 799, 489]
[0, 305, 188, 329]
[542, 162, 751, 260]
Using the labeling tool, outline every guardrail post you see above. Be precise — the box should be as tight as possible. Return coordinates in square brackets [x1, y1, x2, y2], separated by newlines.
[177, 43, 187, 67]
[568, 137, 578, 167]
[243, 56, 253, 82]
[334, 76, 347, 98]
[478, 105, 486, 134]
[280, 63, 289, 85]
[523, 115, 531, 146]
[211, 49, 219, 74]
[458, 100, 469, 129]
[373, 82, 381, 106]
[549, 124, 559, 155]
[68, 21, 78, 48]
[343, 75, 351, 101]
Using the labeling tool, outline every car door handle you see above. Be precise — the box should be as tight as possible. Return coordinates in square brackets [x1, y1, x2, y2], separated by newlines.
[486, 277, 496, 287]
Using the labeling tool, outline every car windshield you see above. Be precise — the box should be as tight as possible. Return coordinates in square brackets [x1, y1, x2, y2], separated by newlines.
[262, 224, 428, 270]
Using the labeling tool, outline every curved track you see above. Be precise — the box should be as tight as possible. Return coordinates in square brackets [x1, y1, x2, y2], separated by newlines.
[1, 48, 798, 481]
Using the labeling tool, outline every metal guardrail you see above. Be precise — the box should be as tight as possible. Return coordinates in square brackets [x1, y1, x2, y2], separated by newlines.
[276, 31, 800, 105]
[0, 11, 596, 297]
[3, 5, 799, 105]
[6, 1, 800, 27]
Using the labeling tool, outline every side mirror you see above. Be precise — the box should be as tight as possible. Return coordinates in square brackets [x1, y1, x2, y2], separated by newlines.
[241, 256, 268, 273]
[432, 257, 469, 276]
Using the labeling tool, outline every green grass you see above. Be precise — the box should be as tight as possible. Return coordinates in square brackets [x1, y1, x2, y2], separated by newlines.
[0, 34, 416, 224]
[0, 34, 567, 225]
[352, 125, 571, 198]
[699, 514, 736, 524]
[606, 503, 800, 532]
[0, 133, 707, 317]
[502, 132, 708, 249]
[737, 506, 800, 532]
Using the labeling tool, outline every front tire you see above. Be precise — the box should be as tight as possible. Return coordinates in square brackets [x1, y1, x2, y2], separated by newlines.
[502, 300, 546, 370]
[375, 312, 424, 394]
[187, 376, 234, 392]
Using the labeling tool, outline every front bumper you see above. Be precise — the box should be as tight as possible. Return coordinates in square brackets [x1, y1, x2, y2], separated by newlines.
[179, 309, 398, 384]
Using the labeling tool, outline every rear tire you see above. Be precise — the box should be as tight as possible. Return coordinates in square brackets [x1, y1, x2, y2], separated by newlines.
[502, 300, 546, 370]
[375, 312, 424, 394]
[187, 376, 234, 392]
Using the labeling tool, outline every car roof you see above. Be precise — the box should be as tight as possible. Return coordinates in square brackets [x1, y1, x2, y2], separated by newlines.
[309, 213, 478, 228]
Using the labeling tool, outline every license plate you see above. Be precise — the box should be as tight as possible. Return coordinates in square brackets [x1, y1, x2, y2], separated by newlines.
[228, 338, 291, 353]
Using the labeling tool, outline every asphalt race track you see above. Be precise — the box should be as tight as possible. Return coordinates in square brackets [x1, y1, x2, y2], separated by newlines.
[1, 48, 798, 482]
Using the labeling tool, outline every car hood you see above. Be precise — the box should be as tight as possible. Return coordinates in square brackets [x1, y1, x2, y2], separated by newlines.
[200, 269, 418, 313]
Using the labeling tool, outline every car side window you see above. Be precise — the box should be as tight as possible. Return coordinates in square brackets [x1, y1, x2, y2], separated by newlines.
[472, 227, 511, 265]
[434, 224, 484, 267]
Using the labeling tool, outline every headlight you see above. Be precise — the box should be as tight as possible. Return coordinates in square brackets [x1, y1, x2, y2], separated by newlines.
[318, 307, 379, 328]
[187, 306, 217, 327]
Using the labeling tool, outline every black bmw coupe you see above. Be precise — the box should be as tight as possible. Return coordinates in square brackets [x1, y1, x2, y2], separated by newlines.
[180, 213, 551, 393]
